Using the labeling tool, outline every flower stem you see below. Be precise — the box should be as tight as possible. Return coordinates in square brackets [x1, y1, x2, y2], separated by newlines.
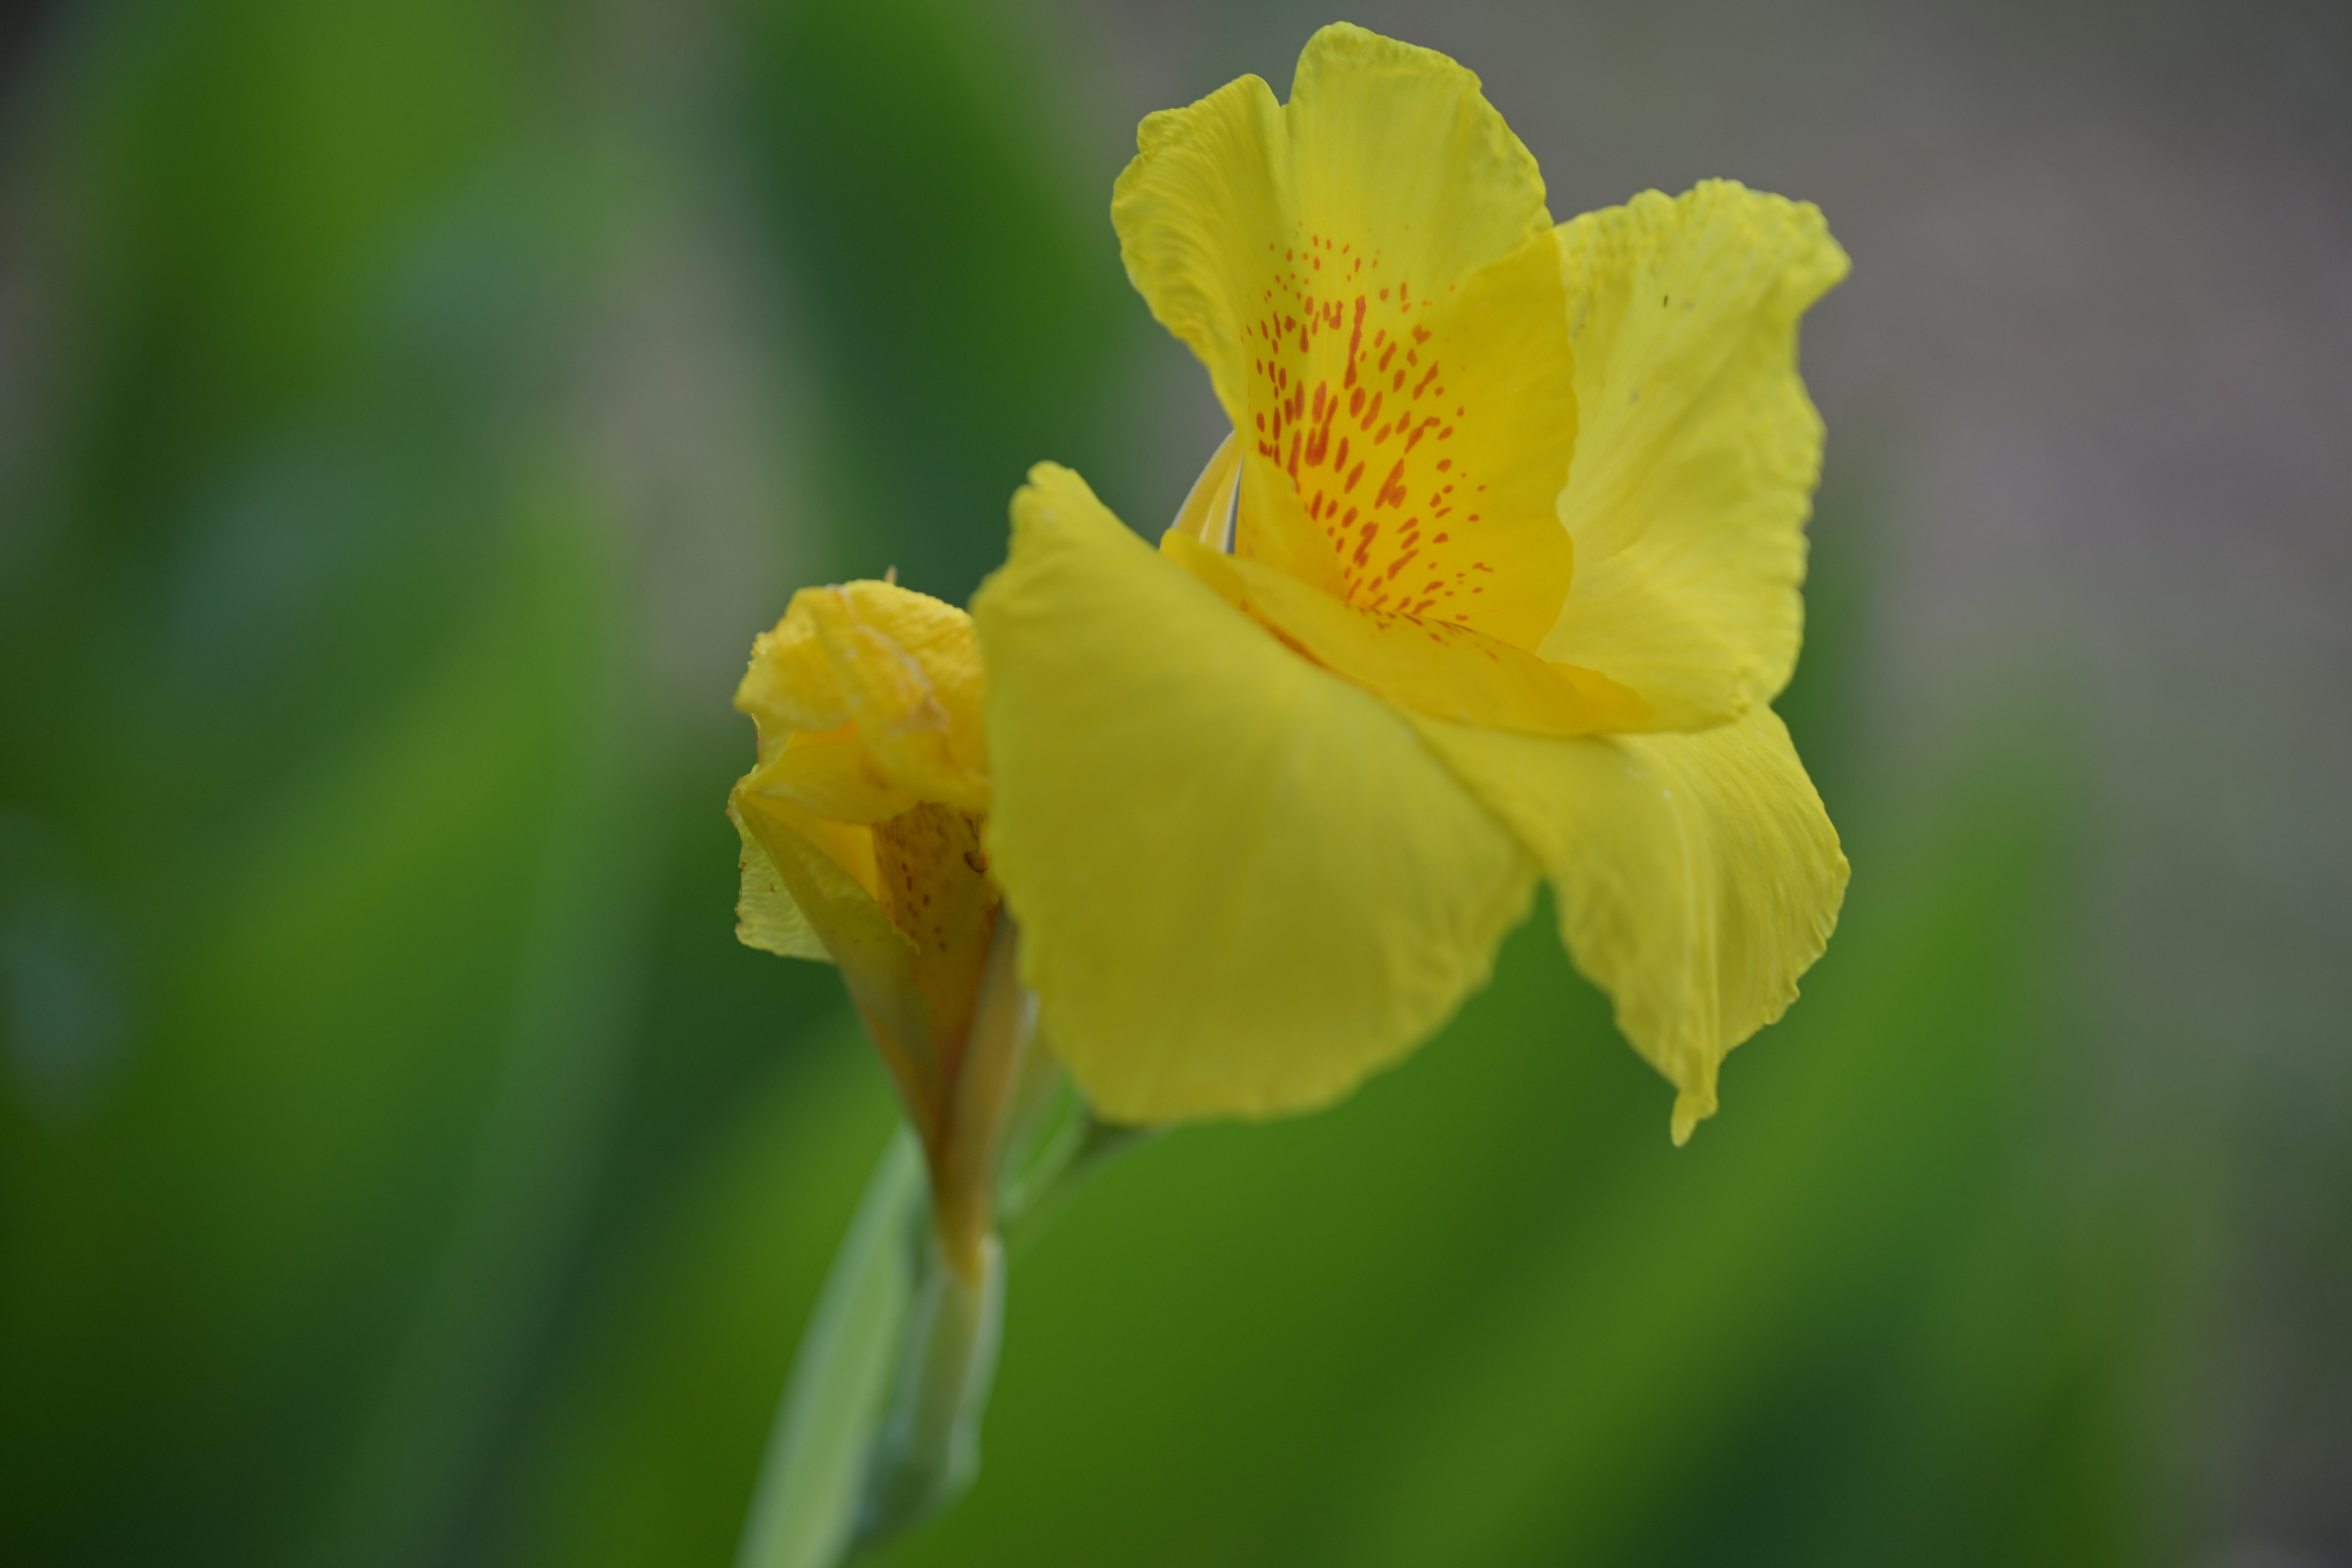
[733, 1131, 926, 1568]
[731, 919, 1034, 1567]
[856, 1233, 1004, 1539]
[728, 901, 1177, 1566]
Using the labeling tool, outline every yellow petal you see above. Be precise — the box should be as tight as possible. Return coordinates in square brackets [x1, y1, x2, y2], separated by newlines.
[869, 802, 1000, 1095]
[1114, 23, 1547, 441]
[1240, 232, 1580, 649]
[734, 605, 844, 761]
[734, 581, 989, 813]
[748, 723, 919, 824]
[729, 800, 827, 962]
[733, 785, 940, 1121]
[731, 782, 1001, 1148]
[1114, 27, 1575, 643]
[1410, 706, 1847, 1142]
[1164, 530, 1646, 737]
[1540, 181, 1850, 729]
[801, 583, 990, 814]
[975, 464, 1537, 1122]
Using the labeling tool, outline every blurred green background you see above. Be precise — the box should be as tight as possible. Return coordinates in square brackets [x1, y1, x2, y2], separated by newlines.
[4, 1, 2348, 1564]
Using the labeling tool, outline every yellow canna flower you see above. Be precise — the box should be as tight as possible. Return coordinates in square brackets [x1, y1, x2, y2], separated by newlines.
[971, 23, 1851, 1143]
[729, 580, 1022, 1278]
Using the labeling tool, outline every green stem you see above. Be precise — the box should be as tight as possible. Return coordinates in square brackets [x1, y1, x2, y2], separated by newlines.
[733, 935, 1150, 1566]
[856, 1233, 1005, 1540]
[734, 1132, 926, 1568]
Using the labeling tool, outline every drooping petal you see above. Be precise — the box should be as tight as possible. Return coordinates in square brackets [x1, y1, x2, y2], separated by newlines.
[1113, 25, 1574, 641]
[1539, 181, 1850, 729]
[975, 463, 1537, 1123]
[1164, 530, 1646, 737]
[1410, 706, 1847, 1142]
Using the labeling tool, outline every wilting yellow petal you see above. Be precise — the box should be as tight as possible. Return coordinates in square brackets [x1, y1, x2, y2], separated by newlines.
[1411, 706, 1846, 1142]
[733, 786, 940, 1115]
[796, 584, 990, 815]
[730, 801, 827, 961]
[752, 723, 920, 824]
[727, 575, 1003, 1149]
[1164, 530, 1646, 737]
[1114, 25, 1576, 646]
[734, 581, 989, 813]
[734, 770, 880, 904]
[869, 803, 1000, 1091]
[976, 464, 1536, 1121]
[734, 606, 845, 761]
[1540, 181, 1850, 729]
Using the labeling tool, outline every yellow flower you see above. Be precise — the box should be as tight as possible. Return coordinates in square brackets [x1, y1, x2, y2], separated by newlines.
[971, 23, 1850, 1143]
[729, 580, 1022, 1276]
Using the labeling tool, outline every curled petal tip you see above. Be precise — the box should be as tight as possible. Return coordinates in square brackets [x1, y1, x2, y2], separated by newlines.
[1670, 1089, 1716, 1147]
